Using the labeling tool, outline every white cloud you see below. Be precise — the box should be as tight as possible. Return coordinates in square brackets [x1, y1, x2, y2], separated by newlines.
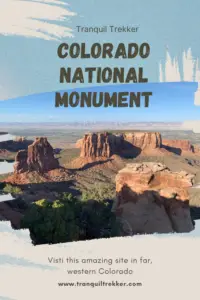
[0, 0, 76, 41]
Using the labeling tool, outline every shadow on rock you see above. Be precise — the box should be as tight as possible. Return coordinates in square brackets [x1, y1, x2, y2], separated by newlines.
[113, 184, 194, 235]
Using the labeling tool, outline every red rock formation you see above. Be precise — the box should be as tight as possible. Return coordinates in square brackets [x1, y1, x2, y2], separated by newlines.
[79, 131, 200, 159]
[79, 131, 164, 158]
[75, 138, 83, 148]
[27, 137, 59, 173]
[14, 137, 59, 174]
[162, 139, 193, 153]
[193, 144, 200, 153]
[80, 132, 123, 158]
[162, 139, 200, 155]
[113, 162, 194, 234]
[14, 150, 28, 174]
[124, 132, 162, 150]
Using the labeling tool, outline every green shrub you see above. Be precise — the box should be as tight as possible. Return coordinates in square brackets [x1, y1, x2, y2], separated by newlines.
[21, 192, 120, 245]
[81, 183, 115, 202]
[21, 197, 80, 245]
[79, 200, 120, 240]
[3, 184, 22, 195]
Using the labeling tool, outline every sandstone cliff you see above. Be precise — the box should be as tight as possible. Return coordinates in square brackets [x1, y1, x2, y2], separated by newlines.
[162, 139, 200, 155]
[75, 138, 83, 148]
[113, 162, 194, 235]
[162, 139, 193, 154]
[78, 131, 200, 159]
[123, 132, 162, 149]
[14, 150, 28, 174]
[80, 132, 123, 158]
[79, 131, 165, 159]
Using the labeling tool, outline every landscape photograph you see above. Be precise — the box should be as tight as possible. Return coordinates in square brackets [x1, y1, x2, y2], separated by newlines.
[0, 0, 200, 246]
[1, 92, 200, 245]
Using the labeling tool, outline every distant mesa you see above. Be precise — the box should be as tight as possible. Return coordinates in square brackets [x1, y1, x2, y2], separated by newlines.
[113, 162, 195, 235]
[78, 131, 162, 158]
[162, 139, 200, 155]
[77, 131, 200, 159]
[0, 136, 33, 152]
[80, 132, 123, 158]
[163, 139, 193, 152]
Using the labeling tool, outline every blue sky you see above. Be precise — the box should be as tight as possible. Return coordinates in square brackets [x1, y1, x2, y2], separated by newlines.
[0, 0, 200, 122]
[0, 82, 199, 122]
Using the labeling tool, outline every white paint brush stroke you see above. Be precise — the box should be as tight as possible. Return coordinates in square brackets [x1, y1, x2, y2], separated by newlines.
[0, 221, 200, 299]
[0, 0, 76, 41]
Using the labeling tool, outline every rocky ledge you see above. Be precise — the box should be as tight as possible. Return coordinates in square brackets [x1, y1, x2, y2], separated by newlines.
[113, 162, 195, 235]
